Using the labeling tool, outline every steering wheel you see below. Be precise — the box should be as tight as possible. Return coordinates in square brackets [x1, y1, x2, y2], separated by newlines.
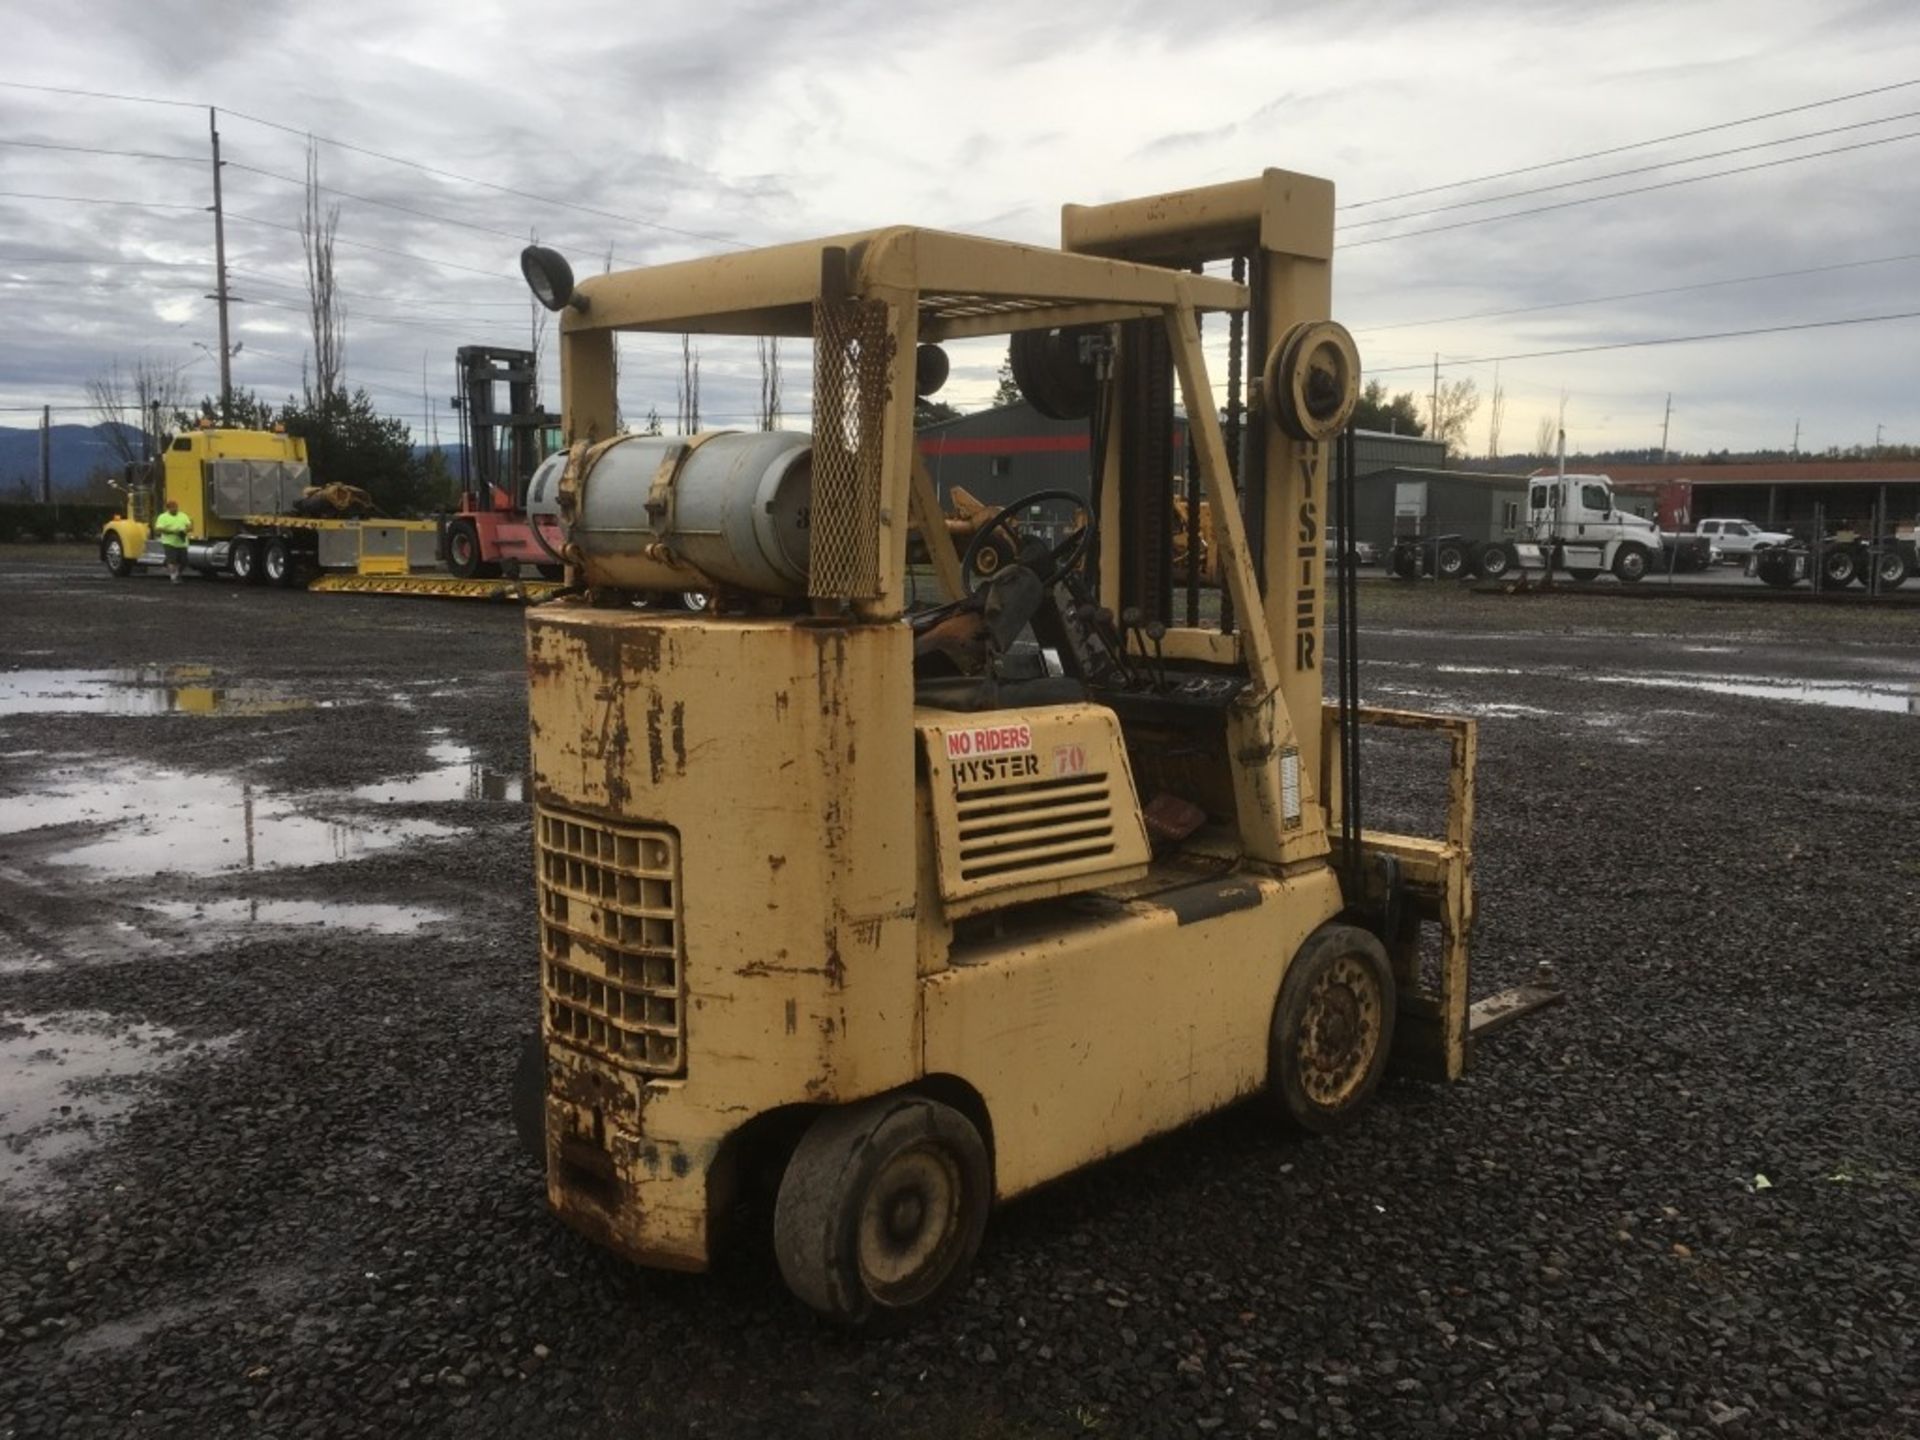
[959, 488, 1095, 596]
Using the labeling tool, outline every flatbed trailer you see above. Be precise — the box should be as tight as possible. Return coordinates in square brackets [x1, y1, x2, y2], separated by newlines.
[100, 424, 563, 601]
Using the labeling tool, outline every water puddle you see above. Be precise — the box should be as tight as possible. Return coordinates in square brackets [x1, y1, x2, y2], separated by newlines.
[1, 762, 457, 876]
[0, 1011, 230, 1206]
[352, 733, 527, 804]
[0, 666, 316, 718]
[142, 898, 446, 934]
[1588, 672, 1920, 714]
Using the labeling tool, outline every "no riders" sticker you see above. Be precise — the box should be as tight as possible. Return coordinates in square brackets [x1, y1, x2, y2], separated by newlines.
[943, 723, 1032, 761]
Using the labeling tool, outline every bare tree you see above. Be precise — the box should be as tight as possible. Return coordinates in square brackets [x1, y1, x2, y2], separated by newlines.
[1424, 375, 1480, 458]
[87, 356, 189, 468]
[1532, 414, 1556, 458]
[676, 334, 701, 434]
[757, 336, 782, 430]
[1485, 365, 1506, 460]
[301, 137, 346, 402]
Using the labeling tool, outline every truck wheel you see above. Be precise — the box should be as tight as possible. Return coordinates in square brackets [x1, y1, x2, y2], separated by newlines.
[446, 522, 499, 579]
[101, 533, 135, 578]
[1754, 552, 1798, 588]
[1477, 542, 1514, 579]
[230, 538, 265, 585]
[1390, 549, 1419, 581]
[261, 537, 297, 588]
[1435, 542, 1467, 580]
[1567, 568, 1598, 583]
[774, 1095, 991, 1331]
[1820, 548, 1857, 586]
[1612, 546, 1649, 583]
[1270, 924, 1395, 1135]
[1869, 550, 1909, 591]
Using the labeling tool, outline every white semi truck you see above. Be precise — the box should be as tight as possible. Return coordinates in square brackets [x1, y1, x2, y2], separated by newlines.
[1389, 471, 1679, 583]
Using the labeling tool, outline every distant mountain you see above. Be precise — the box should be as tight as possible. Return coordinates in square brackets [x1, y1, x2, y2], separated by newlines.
[0, 423, 145, 497]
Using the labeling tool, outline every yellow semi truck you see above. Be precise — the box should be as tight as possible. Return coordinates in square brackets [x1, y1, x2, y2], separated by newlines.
[512, 169, 1555, 1329]
[98, 420, 566, 599]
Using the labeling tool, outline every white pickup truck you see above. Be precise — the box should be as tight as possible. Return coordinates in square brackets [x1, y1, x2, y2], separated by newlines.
[1695, 517, 1791, 563]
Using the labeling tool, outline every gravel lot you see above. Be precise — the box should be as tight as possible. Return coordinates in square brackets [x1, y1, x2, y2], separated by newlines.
[1, 546, 1916, 1439]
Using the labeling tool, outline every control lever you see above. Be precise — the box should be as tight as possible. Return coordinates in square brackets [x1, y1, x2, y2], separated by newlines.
[1144, 620, 1169, 692]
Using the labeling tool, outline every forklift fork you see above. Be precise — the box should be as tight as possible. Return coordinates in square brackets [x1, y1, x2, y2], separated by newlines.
[1323, 705, 1562, 1080]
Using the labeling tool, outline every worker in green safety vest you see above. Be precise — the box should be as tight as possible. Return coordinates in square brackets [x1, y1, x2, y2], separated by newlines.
[153, 498, 192, 584]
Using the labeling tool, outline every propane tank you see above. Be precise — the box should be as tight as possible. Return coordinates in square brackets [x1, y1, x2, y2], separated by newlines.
[527, 430, 812, 595]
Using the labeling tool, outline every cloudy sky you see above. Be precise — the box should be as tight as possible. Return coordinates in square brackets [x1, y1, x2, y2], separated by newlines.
[1, 0, 1916, 457]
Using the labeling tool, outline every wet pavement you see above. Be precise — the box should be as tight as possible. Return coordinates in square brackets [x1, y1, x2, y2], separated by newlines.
[1, 547, 1917, 1439]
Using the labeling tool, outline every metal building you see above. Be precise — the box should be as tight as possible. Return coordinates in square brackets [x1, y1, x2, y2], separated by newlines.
[917, 402, 1445, 512]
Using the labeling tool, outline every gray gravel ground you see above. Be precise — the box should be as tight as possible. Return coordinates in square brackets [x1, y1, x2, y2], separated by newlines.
[0, 547, 1916, 1439]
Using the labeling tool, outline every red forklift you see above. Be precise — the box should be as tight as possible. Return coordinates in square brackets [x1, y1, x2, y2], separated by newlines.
[441, 345, 568, 579]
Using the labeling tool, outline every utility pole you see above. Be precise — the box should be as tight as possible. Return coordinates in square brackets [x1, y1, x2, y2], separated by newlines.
[1791, 419, 1800, 457]
[1659, 393, 1672, 464]
[38, 404, 51, 503]
[1430, 353, 1440, 442]
[208, 107, 233, 424]
[1875, 423, 1884, 457]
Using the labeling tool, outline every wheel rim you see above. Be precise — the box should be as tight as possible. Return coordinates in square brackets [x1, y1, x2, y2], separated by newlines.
[1621, 553, 1645, 579]
[1298, 952, 1385, 1109]
[451, 531, 474, 567]
[265, 546, 285, 580]
[105, 537, 122, 567]
[857, 1142, 964, 1306]
[682, 591, 710, 612]
[1484, 550, 1509, 576]
[234, 544, 252, 577]
[1877, 555, 1903, 582]
[1439, 550, 1462, 576]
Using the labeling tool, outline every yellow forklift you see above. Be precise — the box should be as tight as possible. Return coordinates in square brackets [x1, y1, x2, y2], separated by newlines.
[514, 169, 1556, 1328]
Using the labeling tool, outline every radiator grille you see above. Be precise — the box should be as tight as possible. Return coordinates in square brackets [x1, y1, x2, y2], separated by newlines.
[953, 772, 1118, 883]
[808, 296, 893, 600]
[536, 808, 684, 1076]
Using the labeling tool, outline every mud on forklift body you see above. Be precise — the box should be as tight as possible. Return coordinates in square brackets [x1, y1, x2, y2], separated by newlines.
[517, 170, 1557, 1329]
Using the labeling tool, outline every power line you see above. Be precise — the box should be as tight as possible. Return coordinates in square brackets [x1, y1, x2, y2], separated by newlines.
[1354, 250, 1920, 334]
[1338, 108, 1920, 232]
[0, 79, 203, 111]
[0, 190, 206, 212]
[1344, 127, 1920, 248]
[1365, 310, 1920, 375]
[0, 137, 204, 164]
[1338, 76, 1920, 211]
[222, 211, 519, 281]
[217, 106, 748, 249]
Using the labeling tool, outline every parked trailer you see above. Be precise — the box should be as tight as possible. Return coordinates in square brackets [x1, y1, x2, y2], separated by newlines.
[99, 424, 563, 600]
[1382, 469, 1712, 583]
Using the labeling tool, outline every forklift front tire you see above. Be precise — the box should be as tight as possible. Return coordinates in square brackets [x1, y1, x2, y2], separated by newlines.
[1269, 924, 1396, 1136]
[774, 1094, 991, 1331]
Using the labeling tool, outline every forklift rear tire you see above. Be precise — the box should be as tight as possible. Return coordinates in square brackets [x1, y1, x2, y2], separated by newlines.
[774, 1094, 991, 1331]
[261, 537, 297, 588]
[1269, 924, 1395, 1137]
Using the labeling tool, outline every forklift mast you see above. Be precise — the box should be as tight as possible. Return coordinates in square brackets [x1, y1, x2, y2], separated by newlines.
[454, 346, 552, 513]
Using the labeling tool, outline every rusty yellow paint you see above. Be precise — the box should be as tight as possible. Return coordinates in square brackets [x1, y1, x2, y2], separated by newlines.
[523, 171, 1483, 1281]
